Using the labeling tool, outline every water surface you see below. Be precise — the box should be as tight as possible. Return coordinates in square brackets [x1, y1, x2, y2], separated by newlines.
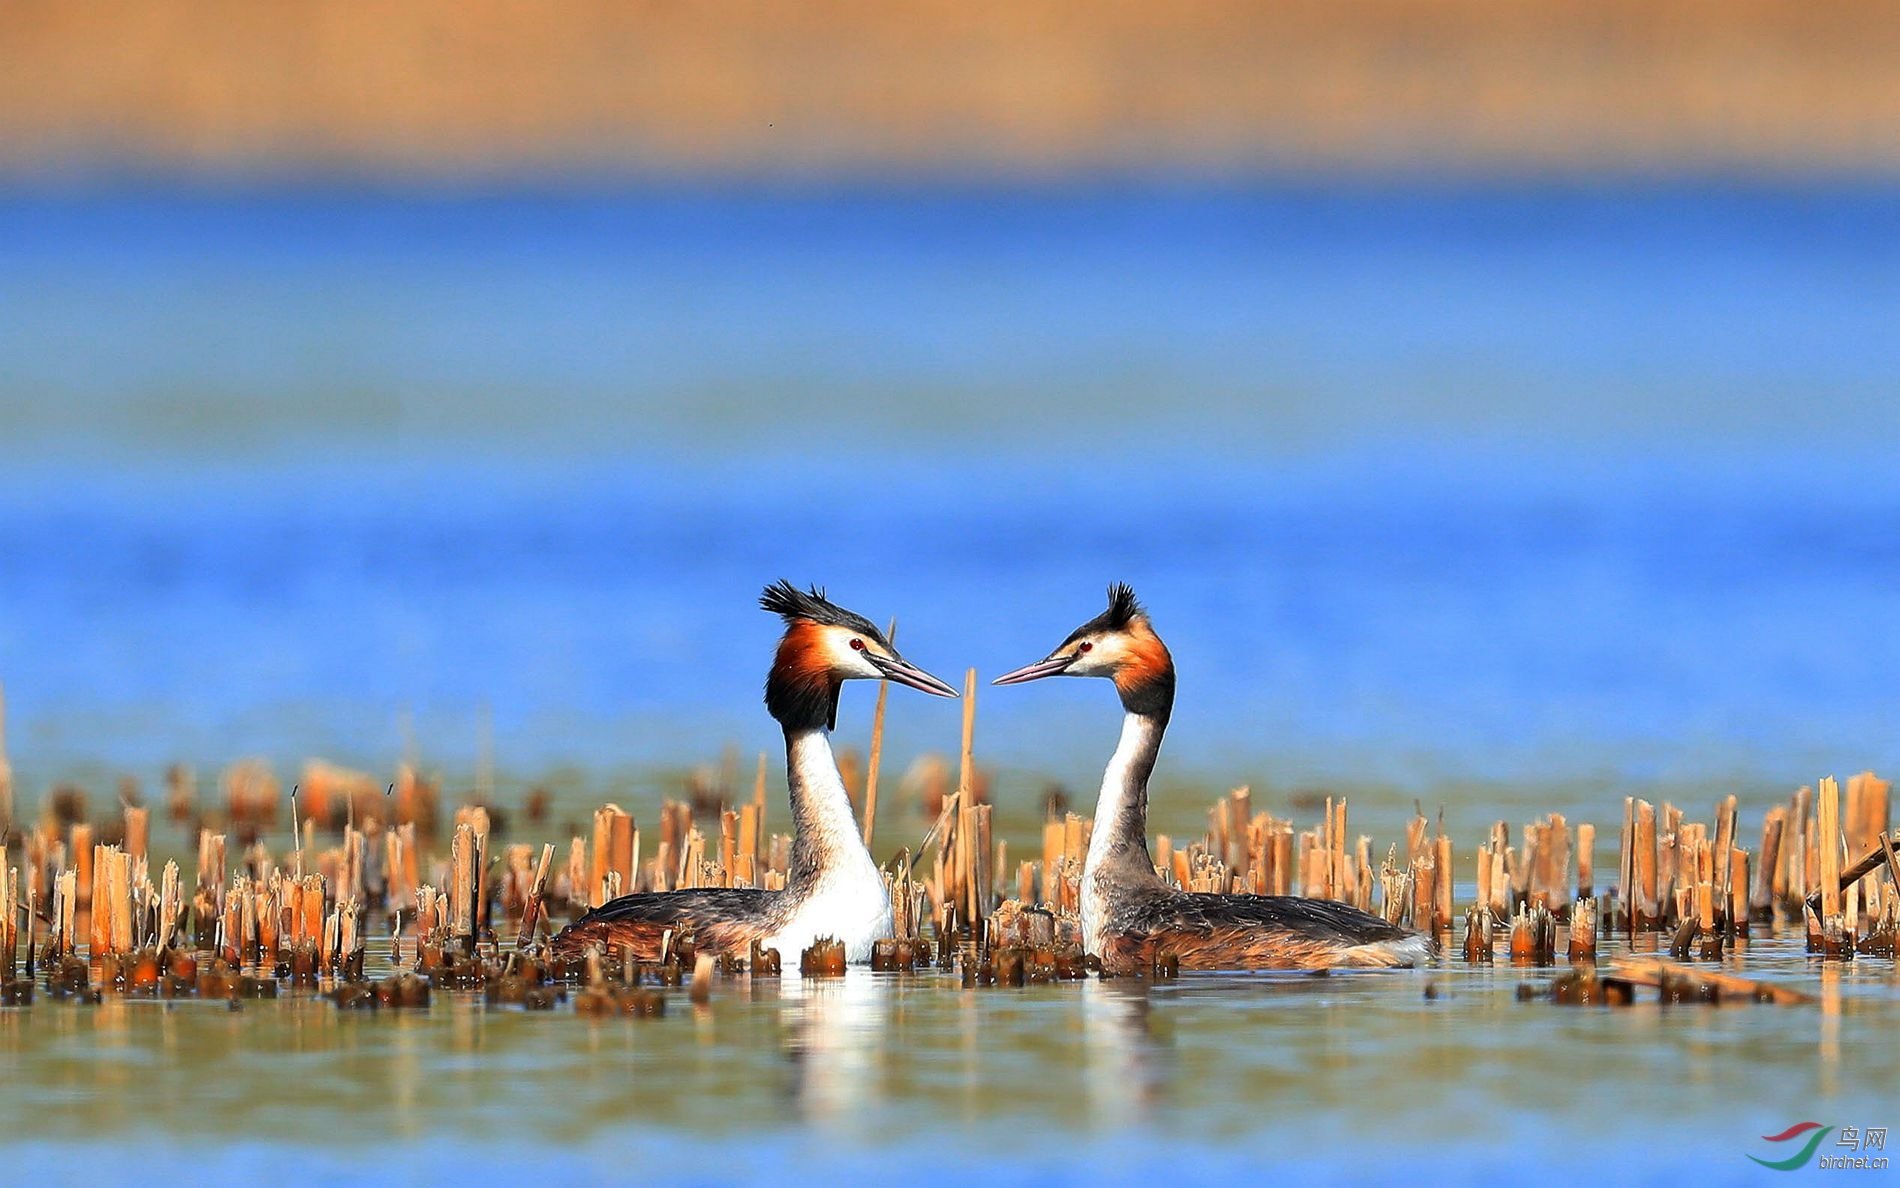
[5, 934, 1894, 1185]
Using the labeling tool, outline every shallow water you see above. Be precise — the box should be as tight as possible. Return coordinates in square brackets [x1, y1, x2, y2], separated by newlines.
[4, 933, 1895, 1184]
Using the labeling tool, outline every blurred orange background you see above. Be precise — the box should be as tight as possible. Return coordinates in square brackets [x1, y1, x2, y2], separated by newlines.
[4, 0, 1897, 176]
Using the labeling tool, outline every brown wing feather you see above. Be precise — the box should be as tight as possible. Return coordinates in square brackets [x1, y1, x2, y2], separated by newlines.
[1103, 891, 1427, 973]
[551, 888, 783, 960]
[1101, 925, 1344, 972]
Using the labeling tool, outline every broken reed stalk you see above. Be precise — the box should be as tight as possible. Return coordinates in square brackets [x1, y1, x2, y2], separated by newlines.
[1508, 900, 1555, 964]
[1487, 834, 1506, 918]
[1634, 799, 1658, 931]
[717, 812, 737, 887]
[108, 848, 132, 956]
[1713, 794, 1736, 910]
[1618, 797, 1634, 929]
[53, 868, 76, 960]
[956, 667, 983, 925]
[589, 804, 635, 907]
[861, 617, 895, 850]
[752, 754, 767, 868]
[608, 810, 632, 903]
[73, 824, 93, 909]
[1041, 818, 1062, 906]
[123, 804, 149, 863]
[88, 843, 111, 956]
[1810, 833, 1900, 911]
[737, 758, 762, 886]
[1791, 784, 1814, 907]
[0, 682, 11, 834]
[1754, 807, 1785, 919]
[1818, 776, 1843, 921]
[1568, 897, 1597, 959]
[978, 803, 995, 921]
[1610, 955, 1812, 1005]
[196, 829, 224, 892]
[1846, 772, 1891, 863]
[517, 842, 555, 949]
[1, 864, 15, 979]
[450, 823, 476, 952]
[1411, 854, 1435, 933]
[589, 808, 611, 907]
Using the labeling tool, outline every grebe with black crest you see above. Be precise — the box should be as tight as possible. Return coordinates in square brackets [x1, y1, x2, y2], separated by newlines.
[993, 584, 1433, 973]
[552, 581, 958, 963]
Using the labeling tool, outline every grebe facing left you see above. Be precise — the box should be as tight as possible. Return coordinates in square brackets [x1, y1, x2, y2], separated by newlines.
[993, 584, 1433, 974]
[552, 581, 958, 964]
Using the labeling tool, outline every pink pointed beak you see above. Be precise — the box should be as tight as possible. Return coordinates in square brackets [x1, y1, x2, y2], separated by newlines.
[868, 652, 961, 698]
[991, 653, 1077, 685]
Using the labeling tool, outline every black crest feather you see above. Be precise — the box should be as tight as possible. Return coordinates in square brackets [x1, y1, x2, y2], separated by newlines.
[1102, 582, 1142, 630]
[759, 580, 887, 645]
[1062, 581, 1147, 646]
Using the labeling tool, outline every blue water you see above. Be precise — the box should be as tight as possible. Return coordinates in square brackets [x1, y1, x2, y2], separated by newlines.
[3, 182, 1900, 804]
[11, 942, 1893, 1187]
[5, 182, 1898, 455]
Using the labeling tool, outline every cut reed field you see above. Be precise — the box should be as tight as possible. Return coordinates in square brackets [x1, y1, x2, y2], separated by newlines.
[0, 677, 1892, 1015]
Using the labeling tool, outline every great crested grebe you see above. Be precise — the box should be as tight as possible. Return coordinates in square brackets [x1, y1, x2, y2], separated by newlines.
[552, 581, 958, 963]
[993, 584, 1433, 973]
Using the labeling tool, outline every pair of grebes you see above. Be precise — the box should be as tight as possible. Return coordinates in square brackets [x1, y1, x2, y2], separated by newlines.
[554, 581, 1431, 973]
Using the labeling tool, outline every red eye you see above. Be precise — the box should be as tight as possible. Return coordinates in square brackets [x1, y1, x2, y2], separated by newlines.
[1078, 641, 1093, 652]
[849, 638, 865, 651]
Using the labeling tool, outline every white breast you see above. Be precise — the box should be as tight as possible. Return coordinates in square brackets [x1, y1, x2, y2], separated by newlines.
[766, 871, 893, 963]
[775, 728, 894, 963]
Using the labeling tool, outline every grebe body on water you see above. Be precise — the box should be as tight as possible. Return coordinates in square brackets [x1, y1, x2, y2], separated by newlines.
[552, 582, 957, 963]
[994, 584, 1433, 973]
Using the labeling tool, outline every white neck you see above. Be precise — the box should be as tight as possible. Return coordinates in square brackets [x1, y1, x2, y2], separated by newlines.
[772, 727, 892, 961]
[1080, 711, 1165, 953]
